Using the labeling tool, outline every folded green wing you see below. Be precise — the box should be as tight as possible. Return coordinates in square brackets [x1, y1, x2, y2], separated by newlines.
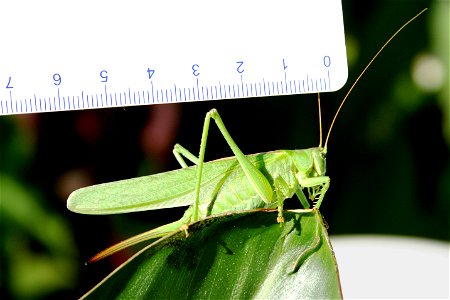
[67, 151, 289, 215]
[67, 156, 241, 214]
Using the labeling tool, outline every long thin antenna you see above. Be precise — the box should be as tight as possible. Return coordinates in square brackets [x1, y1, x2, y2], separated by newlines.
[318, 92, 323, 147]
[324, 8, 427, 149]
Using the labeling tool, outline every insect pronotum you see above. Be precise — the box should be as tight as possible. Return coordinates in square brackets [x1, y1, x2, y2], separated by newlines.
[67, 9, 427, 263]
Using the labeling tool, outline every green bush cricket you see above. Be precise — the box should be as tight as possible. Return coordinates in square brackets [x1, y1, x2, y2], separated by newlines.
[67, 9, 427, 264]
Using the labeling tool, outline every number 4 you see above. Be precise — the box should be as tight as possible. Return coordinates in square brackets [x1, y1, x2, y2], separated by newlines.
[147, 68, 155, 79]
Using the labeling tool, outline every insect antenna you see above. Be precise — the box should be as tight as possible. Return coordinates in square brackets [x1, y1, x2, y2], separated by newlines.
[318, 92, 323, 148]
[323, 8, 427, 150]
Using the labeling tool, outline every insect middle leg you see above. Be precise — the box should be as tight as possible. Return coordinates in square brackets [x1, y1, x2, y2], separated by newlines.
[273, 176, 292, 223]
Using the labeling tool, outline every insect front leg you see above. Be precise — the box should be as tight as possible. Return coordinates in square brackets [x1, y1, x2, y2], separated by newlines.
[296, 175, 330, 209]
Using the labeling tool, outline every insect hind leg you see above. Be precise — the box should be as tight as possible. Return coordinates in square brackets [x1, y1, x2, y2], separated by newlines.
[190, 109, 273, 222]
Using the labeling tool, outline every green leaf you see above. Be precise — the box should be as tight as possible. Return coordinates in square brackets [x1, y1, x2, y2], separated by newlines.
[81, 209, 342, 299]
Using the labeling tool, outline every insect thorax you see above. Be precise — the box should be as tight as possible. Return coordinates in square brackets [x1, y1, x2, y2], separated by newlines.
[288, 148, 326, 178]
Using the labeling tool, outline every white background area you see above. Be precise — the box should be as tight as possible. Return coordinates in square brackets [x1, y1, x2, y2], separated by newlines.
[331, 235, 450, 299]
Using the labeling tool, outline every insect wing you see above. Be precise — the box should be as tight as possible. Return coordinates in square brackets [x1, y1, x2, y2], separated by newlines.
[67, 156, 241, 214]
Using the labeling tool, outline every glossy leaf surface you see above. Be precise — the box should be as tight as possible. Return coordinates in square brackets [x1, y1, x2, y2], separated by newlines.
[82, 209, 342, 299]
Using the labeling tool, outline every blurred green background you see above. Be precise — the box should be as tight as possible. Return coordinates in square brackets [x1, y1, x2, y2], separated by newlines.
[1, 0, 448, 298]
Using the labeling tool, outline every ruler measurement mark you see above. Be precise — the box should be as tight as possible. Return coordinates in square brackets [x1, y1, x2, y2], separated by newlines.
[284, 72, 287, 94]
[0, 70, 341, 114]
[8, 91, 13, 114]
[104, 85, 108, 106]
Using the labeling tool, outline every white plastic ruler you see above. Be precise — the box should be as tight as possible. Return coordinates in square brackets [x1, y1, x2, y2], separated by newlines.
[0, 0, 347, 115]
